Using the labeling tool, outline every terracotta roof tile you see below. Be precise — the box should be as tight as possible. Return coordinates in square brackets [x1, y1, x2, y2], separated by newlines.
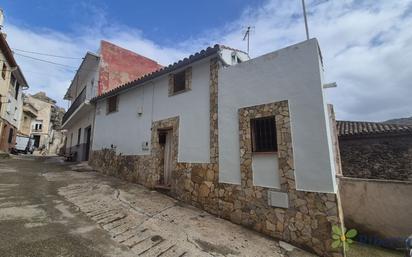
[337, 120, 412, 137]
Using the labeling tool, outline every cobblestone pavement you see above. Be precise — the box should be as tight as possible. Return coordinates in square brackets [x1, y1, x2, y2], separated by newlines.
[0, 156, 316, 257]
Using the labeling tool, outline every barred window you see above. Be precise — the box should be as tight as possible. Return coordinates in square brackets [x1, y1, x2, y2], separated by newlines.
[251, 116, 278, 152]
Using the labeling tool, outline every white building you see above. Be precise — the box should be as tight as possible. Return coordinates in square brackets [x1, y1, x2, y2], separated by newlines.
[89, 39, 343, 256]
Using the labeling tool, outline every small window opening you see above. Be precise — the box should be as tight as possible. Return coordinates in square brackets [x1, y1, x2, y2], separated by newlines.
[251, 116, 278, 152]
[173, 70, 186, 93]
[15, 83, 20, 100]
[158, 131, 167, 145]
[107, 95, 118, 114]
[2, 63, 7, 80]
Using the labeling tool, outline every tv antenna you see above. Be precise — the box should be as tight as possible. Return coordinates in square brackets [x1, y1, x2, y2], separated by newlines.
[301, 0, 310, 40]
[0, 9, 4, 30]
[242, 26, 254, 55]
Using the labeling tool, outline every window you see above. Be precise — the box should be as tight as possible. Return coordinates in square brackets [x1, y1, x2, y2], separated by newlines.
[231, 53, 242, 64]
[251, 116, 278, 152]
[33, 121, 43, 131]
[173, 70, 186, 93]
[1, 63, 6, 80]
[107, 95, 118, 114]
[10, 74, 16, 87]
[77, 128, 81, 145]
[15, 83, 20, 100]
[8, 128, 13, 144]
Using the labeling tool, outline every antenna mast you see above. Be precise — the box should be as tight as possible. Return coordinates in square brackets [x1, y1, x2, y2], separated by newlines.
[0, 9, 4, 30]
[301, 0, 309, 40]
[243, 26, 252, 55]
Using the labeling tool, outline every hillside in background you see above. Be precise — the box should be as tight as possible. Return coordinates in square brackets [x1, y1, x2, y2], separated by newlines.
[384, 116, 412, 125]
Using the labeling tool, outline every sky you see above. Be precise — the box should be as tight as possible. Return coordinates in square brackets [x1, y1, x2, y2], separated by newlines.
[1, 0, 411, 121]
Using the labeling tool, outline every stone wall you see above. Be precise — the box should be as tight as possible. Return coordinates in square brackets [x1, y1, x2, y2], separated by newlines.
[339, 135, 412, 181]
[90, 58, 344, 257]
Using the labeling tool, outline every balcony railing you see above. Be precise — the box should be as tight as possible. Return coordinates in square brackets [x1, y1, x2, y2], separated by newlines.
[62, 88, 86, 125]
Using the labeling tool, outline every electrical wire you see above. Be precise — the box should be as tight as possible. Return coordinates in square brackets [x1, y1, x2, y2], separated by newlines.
[12, 48, 84, 60]
[13, 52, 78, 70]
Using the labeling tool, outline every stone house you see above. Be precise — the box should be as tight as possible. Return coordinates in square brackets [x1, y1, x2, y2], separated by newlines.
[23, 93, 54, 148]
[19, 92, 66, 154]
[62, 40, 162, 162]
[337, 120, 412, 181]
[0, 31, 28, 152]
[19, 100, 38, 136]
[89, 39, 345, 256]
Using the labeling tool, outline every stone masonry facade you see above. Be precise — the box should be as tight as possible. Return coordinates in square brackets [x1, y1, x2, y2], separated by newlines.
[339, 135, 412, 181]
[90, 58, 345, 257]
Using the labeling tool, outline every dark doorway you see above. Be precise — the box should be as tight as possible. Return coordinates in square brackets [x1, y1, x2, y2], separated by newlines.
[84, 126, 92, 161]
[7, 128, 13, 144]
[33, 135, 41, 148]
[0, 124, 7, 151]
[158, 129, 173, 187]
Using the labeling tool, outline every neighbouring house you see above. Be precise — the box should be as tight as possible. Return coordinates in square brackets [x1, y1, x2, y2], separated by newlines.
[0, 32, 29, 152]
[336, 120, 412, 248]
[19, 92, 66, 155]
[62, 40, 162, 162]
[89, 39, 345, 256]
[337, 120, 412, 181]
[19, 100, 38, 136]
[24, 92, 55, 149]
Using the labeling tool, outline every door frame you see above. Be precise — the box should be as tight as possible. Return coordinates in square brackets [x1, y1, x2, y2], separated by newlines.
[158, 129, 173, 186]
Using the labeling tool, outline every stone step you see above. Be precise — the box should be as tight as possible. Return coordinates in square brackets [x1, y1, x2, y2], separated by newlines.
[108, 221, 135, 237]
[114, 227, 149, 243]
[97, 213, 126, 226]
[156, 245, 187, 257]
[121, 228, 152, 247]
[103, 217, 129, 231]
[138, 242, 176, 257]
[90, 209, 118, 220]
[131, 235, 165, 254]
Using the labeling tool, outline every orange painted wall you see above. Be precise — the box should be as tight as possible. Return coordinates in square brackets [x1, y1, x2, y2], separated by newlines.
[98, 41, 162, 96]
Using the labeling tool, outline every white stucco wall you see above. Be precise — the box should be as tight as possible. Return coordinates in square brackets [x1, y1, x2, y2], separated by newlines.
[220, 49, 250, 65]
[68, 55, 99, 102]
[252, 153, 280, 189]
[218, 39, 337, 193]
[66, 109, 94, 149]
[5, 91, 23, 129]
[92, 58, 211, 163]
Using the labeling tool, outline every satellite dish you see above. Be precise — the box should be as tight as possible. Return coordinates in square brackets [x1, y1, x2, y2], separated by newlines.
[0, 9, 4, 29]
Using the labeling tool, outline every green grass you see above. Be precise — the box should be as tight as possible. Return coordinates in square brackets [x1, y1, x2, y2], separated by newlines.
[347, 242, 404, 257]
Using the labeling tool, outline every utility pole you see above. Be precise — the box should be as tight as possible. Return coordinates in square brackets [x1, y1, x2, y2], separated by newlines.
[301, 0, 310, 40]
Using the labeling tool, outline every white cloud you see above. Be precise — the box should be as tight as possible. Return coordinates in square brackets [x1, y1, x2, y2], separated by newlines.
[3, 0, 412, 121]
